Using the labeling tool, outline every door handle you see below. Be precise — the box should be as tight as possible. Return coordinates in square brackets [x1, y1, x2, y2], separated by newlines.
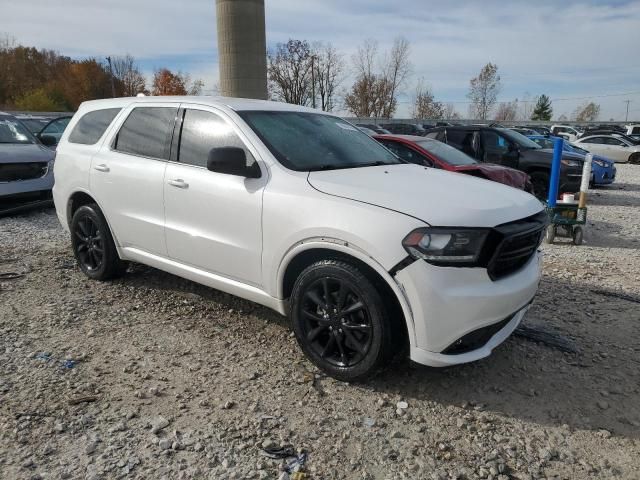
[168, 179, 189, 189]
[94, 164, 110, 172]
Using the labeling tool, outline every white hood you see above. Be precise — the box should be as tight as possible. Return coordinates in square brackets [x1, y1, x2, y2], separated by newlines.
[308, 164, 543, 227]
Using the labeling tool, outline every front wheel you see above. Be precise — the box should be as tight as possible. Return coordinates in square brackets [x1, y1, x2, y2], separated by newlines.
[70, 204, 127, 280]
[290, 260, 395, 382]
[530, 171, 550, 201]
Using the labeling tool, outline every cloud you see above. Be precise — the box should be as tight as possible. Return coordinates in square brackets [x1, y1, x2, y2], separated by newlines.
[2, 0, 639, 119]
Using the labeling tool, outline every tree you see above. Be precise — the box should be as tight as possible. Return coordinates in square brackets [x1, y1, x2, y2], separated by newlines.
[494, 100, 519, 121]
[531, 94, 553, 121]
[573, 102, 600, 122]
[467, 63, 501, 120]
[312, 43, 343, 112]
[443, 103, 461, 120]
[267, 39, 313, 105]
[344, 38, 411, 118]
[557, 114, 568, 122]
[381, 37, 411, 118]
[152, 68, 187, 95]
[412, 79, 444, 119]
[111, 54, 146, 96]
[14, 88, 65, 111]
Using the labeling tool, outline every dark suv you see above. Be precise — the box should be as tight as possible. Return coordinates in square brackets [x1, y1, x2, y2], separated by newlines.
[380, 123, 427, 136]
[425, 126, 583, 198]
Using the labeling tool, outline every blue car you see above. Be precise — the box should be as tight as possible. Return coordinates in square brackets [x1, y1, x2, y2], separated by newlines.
[527, 135, 616, 186]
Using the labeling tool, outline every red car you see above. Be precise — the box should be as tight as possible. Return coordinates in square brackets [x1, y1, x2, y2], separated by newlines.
[374, 134, 533, 193]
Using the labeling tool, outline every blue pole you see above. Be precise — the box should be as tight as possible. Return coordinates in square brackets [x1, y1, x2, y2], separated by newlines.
[547, 137, 563, 206]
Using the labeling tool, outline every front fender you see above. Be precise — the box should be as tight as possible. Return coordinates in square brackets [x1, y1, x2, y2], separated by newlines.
[276, 239, 418, 347]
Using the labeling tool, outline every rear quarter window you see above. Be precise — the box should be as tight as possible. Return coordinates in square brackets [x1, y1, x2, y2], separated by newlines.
[113, 107, 177, 160]
[68, 108, 122, 145]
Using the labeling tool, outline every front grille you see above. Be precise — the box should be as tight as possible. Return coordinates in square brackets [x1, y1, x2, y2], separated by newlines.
[487, 211, 547, 280]
[442, 314, 514, 355]
[0, 162, 48, 182]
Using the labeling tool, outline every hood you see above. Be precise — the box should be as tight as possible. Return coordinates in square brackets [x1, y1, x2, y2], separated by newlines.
[0, 143, 55, 164]
[453, 163, 530, 190]
[307, 164, 543, 227]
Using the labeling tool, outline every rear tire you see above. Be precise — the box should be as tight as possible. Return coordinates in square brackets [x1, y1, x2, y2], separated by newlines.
[572, 226, 583, 246]
[530, 171, 550, 201]
[70, 204, 127, 281]
[290, 260, 396, 382]
[629, 153, 640, 165]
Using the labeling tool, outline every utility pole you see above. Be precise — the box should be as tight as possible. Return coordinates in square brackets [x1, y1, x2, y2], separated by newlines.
[624, 99, 631, 122]
[106, 56, 116, 98]
[310, 55, 316, 109]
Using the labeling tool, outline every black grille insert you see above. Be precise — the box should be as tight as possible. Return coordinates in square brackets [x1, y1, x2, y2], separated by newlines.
[0, 162, 48, 182]
[487, 211, 547, 280]
[442, 314, 514, 355]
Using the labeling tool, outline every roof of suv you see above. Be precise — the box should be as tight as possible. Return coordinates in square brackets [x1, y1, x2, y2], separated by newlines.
[77, 96, 324, 114]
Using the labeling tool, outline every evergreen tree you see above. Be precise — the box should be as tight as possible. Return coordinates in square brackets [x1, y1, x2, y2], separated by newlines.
[531, 94, 553, 121]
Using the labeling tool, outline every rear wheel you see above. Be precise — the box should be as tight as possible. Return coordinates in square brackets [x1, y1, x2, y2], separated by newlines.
[629, 153, 640, 165]
[530, 171, 550, 200]
[290, 260, 395, 382]
[71, 204, 127, 280]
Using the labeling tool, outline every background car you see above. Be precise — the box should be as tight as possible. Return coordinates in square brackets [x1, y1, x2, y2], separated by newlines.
[355, 123, 391, 134]
[508, 127, 539, 136]
[425, 125, 584, 199]
[379, 123, 426, 136]
[36, 116, 72, 146]
[550, 125, 582, 141]
[573, 135, 640, 163]
[527, 135, 616, 186]
[0, 113, 55, 201]
[375, 134, 534, 192]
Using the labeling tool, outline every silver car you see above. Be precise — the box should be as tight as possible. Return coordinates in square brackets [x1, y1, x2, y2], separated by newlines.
[0, 113, 55, 200]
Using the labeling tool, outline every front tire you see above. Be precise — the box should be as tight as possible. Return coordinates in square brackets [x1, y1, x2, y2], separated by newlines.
[290, 260, 395, 382]
[70, 204, 127, 281]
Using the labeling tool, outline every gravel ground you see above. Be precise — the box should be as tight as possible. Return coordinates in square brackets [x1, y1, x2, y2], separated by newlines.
[1, 165, 639, 480]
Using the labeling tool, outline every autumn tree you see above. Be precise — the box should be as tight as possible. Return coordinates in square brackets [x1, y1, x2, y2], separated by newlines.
[531, 94, 553, 121]
[151, 68, 202, 96]
[312, 43, 343, 112]
[573, 102, 600, 122]
[267, 39, 313, 105]
[111, 54, 146, 96]
[494, 100, 519, 121]
[467, 63, 501, 120]
[14, 88, 66, 111]
[345, 38, 411, 118]
[412, 79, 444, 119]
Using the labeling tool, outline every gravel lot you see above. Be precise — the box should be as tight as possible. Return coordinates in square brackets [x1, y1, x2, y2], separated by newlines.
[1, 165, 639, 480]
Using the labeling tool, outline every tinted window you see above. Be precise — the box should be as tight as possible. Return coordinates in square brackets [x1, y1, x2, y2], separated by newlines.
[604, 137, 624, 146]
[446, 129, 476, 157]
[239, 111, 400, 171]
[42, 117, 70, 134]
[482, 130, 511, 155]
[380, 140, 428, 165]
[114, 107, 176, 159]
[178, 109, 254, 168]
[416, 140, 476, 166]
[582, 137, 605, 144]
[68, 108, 121, 145]
[632, 126, 640, 135]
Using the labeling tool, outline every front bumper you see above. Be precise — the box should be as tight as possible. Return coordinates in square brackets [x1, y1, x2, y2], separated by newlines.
[395, 250, 541, 367]
[592, 165, 616, 185]
[0, 164, 54, 198]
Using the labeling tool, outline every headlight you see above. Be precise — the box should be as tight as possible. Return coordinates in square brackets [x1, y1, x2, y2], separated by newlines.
[402, 228, 489, 266]
[561, 159, 582, 168]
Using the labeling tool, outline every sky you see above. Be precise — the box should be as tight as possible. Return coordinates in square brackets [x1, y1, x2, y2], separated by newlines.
[2, 0, 640, 120]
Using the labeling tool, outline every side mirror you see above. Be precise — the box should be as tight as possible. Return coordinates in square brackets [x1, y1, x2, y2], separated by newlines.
[39, 134, 57, 147]
[207, 147, 261, 178]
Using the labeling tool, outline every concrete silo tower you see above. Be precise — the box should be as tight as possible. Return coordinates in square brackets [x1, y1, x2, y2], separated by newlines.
[215, 0, 268, 99]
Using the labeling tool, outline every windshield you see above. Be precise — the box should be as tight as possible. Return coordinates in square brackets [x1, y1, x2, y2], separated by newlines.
[416, 140, 477, 166]
[239, 111, 402, 171]
[0, 118, 36, 144]
[497, 128, 541, 149]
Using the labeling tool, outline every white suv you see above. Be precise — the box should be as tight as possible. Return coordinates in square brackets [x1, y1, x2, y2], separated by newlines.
[53, 97, 545, 381]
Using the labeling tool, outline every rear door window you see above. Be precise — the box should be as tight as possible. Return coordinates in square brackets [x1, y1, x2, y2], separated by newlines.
[114, 107, 177, 159]
[68, 108, 121, 145]
[446, 129, 477, 157]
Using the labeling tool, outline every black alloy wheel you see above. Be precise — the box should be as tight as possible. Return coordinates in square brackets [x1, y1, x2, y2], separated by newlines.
[300, 276, 373, 368]
[70, 204, 127, 280]
[291, 260, 396, 382]
[74, 215, 104, 272]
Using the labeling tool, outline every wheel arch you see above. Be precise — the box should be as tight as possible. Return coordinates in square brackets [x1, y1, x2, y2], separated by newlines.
[278, 241, 416, 347]
[66, 190, 122, 249]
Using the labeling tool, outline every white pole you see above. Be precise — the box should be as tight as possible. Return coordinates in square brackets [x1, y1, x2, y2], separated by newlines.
[578, 153, 592, 208]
